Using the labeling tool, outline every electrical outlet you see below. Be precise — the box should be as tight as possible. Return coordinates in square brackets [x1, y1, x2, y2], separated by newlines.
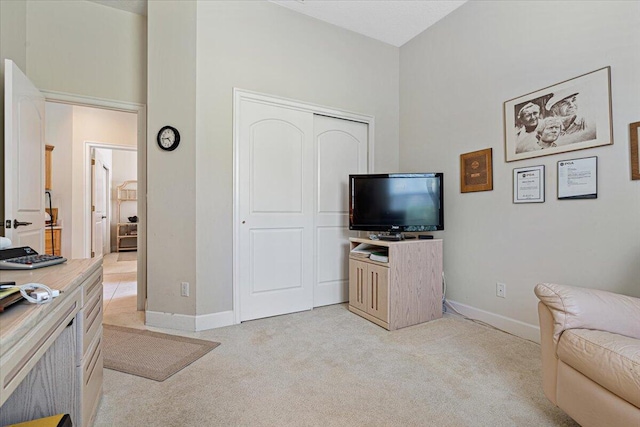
[496, 282, 506, 298]
[181, 282, 190, 297]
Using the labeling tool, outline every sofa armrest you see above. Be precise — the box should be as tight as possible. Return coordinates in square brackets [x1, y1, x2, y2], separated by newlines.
[537, 301, 558, 404]
[534, 283, 640, 343]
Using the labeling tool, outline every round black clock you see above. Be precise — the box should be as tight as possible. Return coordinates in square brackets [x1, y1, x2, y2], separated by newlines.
[157, 126, 180, 151]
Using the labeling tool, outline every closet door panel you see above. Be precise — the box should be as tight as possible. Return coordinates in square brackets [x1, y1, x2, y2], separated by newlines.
[238, 101, 314, 321]
[314, 116, 368, 307]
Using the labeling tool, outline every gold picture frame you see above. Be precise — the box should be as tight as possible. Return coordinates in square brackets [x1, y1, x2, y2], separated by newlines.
[631, 122, 640, 180]
[460, 148, 493, 193]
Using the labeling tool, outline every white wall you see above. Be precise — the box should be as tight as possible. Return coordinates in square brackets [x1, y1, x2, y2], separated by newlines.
[45, 102, 73, 258]
[146, 1, 400, 322]
[147, 0, 198, 317]
[400, 0, 640, 337]
[193, 1, 399, 316]
[25, 0, 146, 104]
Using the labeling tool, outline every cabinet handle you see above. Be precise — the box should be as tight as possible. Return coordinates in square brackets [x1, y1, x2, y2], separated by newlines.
[371, 272, 375, 310]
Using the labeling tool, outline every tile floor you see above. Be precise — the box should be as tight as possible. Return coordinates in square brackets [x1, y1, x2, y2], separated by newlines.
[102, 252, 144, 327]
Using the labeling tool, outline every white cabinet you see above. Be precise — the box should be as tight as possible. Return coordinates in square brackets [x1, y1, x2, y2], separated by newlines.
[348, 238, 443, 330]
[75, 268, 103, 427]
[0, 260, 104, 427]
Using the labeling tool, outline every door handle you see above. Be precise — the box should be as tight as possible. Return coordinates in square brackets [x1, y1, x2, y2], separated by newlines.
[101, 215, 107, 219]
[13, 219, 33, 228]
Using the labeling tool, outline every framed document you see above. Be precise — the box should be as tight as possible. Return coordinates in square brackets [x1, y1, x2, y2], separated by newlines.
[513, 165, 545, 203]
[460, 148, 493, 193]
[558, 156, 597, 199]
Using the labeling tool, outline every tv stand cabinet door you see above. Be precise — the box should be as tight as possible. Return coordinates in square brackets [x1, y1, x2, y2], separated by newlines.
[348, 259, 368, 312]
[366, 263, 389, 323]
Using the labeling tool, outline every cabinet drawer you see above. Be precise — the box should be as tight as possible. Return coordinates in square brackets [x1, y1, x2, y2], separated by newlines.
[82, 268, 103, 305]
[0, 288, 81, 406]
[77, 290, 103, 362]
[78, 330, 103, 427]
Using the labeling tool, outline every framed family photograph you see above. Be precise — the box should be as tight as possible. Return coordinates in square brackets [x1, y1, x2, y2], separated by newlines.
[631, 121, 640, 180]
[504, 67, 613, 162]
[513, 165, 545, 203]
[460, 148, 493, 193]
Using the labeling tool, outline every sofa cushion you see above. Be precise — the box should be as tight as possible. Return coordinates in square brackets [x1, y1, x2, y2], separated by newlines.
[557, 328, 640, 408]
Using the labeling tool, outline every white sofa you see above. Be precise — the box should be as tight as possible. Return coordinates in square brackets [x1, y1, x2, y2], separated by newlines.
[535, 283, 640, 427]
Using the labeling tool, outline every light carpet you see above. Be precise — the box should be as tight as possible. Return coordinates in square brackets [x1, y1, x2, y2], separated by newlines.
[95, 304, 579, 426]
[117, 251, 137, 262]
[103, 325, 220, 382]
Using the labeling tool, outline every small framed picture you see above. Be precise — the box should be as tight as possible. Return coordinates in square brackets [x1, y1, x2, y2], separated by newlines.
[513, 165, 545, 203]
[460, 148, 493, 193]
[557, 156, 597, 199]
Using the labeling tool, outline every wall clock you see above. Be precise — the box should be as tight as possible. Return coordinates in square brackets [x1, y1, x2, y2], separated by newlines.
[157, 125, 180, 151]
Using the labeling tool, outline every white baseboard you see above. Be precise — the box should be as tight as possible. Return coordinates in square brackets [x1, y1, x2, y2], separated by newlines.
[445, 300, 540, 344]
[195, 310, 235, 331]
[145, 310, 235, 332]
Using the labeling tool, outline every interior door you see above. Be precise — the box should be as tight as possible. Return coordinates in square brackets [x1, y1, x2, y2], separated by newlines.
[238, 100, 314, 321]
[4, 59, 46, 252]
[313, 115, 368, 306]
[101, 165, 109, 255]
[91, 150, 106, 258]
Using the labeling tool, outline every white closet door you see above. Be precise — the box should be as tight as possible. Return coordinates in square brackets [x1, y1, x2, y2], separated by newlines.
[313, 115, 368, 307]
[238, 100, 315, 321]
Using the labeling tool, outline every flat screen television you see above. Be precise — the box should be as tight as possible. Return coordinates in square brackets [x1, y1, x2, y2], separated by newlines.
[349, 173, 444, 232]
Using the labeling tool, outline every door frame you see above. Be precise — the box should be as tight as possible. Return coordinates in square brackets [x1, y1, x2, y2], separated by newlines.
[41, 90, 148, 311]
[232, 88, 375, 324]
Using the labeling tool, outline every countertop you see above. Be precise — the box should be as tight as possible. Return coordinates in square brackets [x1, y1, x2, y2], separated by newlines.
[0, 257, 102, 357]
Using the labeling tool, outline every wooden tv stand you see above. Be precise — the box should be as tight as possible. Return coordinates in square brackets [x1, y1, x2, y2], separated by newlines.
[348, 237, 443, 330]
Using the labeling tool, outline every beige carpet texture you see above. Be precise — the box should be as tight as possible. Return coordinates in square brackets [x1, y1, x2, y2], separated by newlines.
[103, 325, 220, 382]
[95, 305, 578, 426]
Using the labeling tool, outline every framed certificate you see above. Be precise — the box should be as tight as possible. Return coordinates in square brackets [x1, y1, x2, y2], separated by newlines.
[557, 156, 597, 199]
[513, 165, 545, 203]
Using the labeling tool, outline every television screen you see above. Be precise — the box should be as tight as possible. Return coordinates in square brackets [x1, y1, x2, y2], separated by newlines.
[349, 173, 443, 232]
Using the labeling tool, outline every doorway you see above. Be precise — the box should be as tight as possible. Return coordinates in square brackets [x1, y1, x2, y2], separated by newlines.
[43, 93, 147, 314]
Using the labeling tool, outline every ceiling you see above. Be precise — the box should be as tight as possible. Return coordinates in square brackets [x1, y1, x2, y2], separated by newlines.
[85, 0, 467, 47]
[87, 0, 147, 16]
[269, 0, 466, 47]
